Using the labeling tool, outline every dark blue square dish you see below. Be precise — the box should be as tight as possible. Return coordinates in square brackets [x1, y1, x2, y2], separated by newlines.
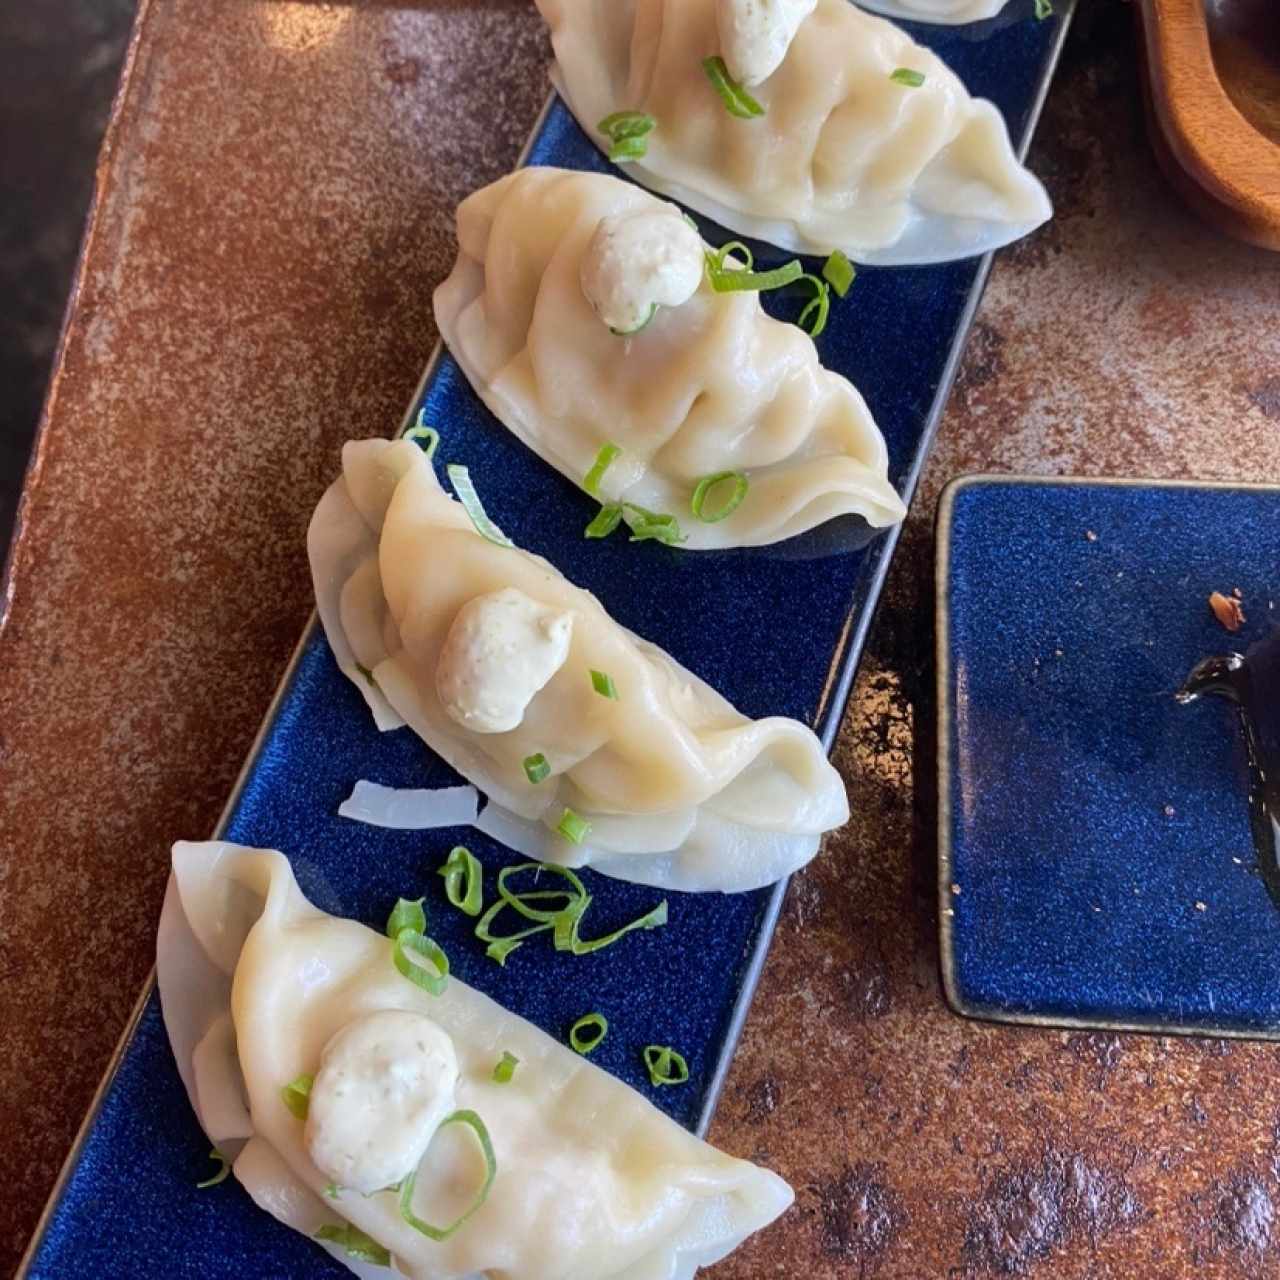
[23, 6, 1075, 1275]
[939, 474, 1280, 1039]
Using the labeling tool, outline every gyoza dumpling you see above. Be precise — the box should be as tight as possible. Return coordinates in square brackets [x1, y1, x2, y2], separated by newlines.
[307, 437, 849, 892]
[857, 0, 1011, 23]
[157, 839, 793, 1279]
[535, 0, 1052, 264]
[434, 167, 905, 548]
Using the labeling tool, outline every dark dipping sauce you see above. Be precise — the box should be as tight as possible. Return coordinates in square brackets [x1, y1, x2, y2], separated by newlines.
[1178, 630, 1280, 909]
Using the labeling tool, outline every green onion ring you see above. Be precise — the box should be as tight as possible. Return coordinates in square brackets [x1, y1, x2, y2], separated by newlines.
[403, 409, 440, 459]
[795, 274, 830, 338]
[522, 752, 551, 784]
[822, 249, 856, 299]
[492, 1051, 519, 1083]
[691, 471, 748, 523]
[889, 67, 925, 88]
[583, 443, 622, 497]
[386, 896, 426, 940]
[392, 929, 449, 996]
[281, 1074, 314, 1120]
[438, 846, 483, 916]
[568, 1012, 609, 1055]
[399, 1110, 497, 1241]
[567, 899, 668, 955]
[585, 502, 624, 539]
[196, 1148, 231, 1189]
[643, 1044, 690, 1086]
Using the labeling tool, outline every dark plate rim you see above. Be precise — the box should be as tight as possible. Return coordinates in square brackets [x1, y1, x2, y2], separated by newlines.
[935, 470, 1280, 1041]
[19, 7, 1080, 1262]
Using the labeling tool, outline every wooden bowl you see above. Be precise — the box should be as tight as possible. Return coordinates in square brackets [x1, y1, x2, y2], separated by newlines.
[1137, 0, 1280, 250]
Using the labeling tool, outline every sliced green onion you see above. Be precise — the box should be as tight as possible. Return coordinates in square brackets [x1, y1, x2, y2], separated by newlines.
[708, 240, 754, 272]
[622, 503, 685, 545]
[567, 898, 668, 955]
[611, 303, 657, 337]
[522, 752, 551, 784]
[403, 409, 440, 460]
[496, 863, 588, 923]
[691, 471, 748, 523]
[281, 1074, 314, 1120]
[583, 443, 622, 497]
[392, 929, 449, 995]
[324, 1182, 342, 1199]
[556, 807, 592, 845]
[643, 1044, 690, 1086]
[705, 252, 803, 294]
[702, 56, 765, 119]
[598, 110, 656, 163]
[590, 669, 618, 699]
[399, 1110, 496, 1241]
[475, 901, 552, 965]
[386, 896, 426, 940]
[196, 1148, 230, 1189]
[492, 1051, 519, 1083]
[354, 661, 380, 690]
[438, 846, 483, 916]
[795, 274, 830, 338]
[1034, 0, 1053, 17]
[446, 464, 513, 547]
[822, 249, 856, 299]
[889, 67, 925, 88]
[569, 1012, 609, 1055]
[315, 1223, 392, 1266]
[585, 502, 624, 539]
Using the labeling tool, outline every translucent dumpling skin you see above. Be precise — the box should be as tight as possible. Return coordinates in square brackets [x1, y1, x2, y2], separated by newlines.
[308, 438, 850, 893]
[434, 167, 905, 550]
[536, 0, 1052, 264]
[156, 840, 795, 1280]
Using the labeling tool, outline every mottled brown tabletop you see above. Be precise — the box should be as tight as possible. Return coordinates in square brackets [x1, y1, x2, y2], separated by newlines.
[5, 1, 1280, 1276]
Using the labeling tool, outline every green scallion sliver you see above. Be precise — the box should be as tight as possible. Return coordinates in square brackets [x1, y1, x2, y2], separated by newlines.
[315, 1224, 391, 1266]
[438, 846, 483, 917]
[691, 471, 748, 524]
[889, 67, 925, 88]
[492, 1051, 519, 1083]
[523, 752, 551, 784]
[568, 1012, 609, 1055]
[701, 56, 765, 119]
[196, 1148, 231, 1189]
[447, 464, 513, 547]
[706, 256, 803, 294]
[281, 1074, 314, 1120]
[392, 928, 449, 995]
[796, 274, 830, 338]
[399, 1110, 496, 1241]
[584, 443, 622, 497]
[386, 896, 426, 940]
[403, 409, 440, 459]
[598, 110, 656, 163]
[590, 669, 618, 699]
[1035, 0, 1053, 18]
[556, 807, 592, 845]
[643, 1044, 690, 1086]
[585, 502, 624, 540]
[822, 250, 856, 299]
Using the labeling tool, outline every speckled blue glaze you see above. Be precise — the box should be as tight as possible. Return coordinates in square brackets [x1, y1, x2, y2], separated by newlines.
[940, 477, 1280, 1036]
[27, 6, 1070, 1275]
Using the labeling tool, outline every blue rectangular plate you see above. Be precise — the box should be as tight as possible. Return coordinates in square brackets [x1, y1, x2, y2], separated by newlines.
[939, 475, 1280, 1038]
[23, 9, 1073, 1275]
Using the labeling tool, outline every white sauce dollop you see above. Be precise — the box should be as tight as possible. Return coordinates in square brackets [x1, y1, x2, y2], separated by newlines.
[580, 207, 705, 335]
[436, 587, 574, 734]
[305, 1010, 459, 1196]
[715, 0, 816, 87]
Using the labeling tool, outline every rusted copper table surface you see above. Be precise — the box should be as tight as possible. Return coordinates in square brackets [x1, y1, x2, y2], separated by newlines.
[5, 1, 1280, 1275]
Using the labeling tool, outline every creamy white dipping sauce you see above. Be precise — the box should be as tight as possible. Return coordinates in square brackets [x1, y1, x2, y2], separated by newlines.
[436, 587, 574, 734]
[580, 207, 705, 335]
[715, 0, 816, 86]
[305, 1010, 459, 1195]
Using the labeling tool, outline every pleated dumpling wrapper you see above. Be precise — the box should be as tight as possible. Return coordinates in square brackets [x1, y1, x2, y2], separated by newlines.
[857, 0, 1012, 23]
[434, 167, 905, 549]
[308, 437, 850, 892]
[534, 0, 1052, 264]
[157, 840, 794, 1279]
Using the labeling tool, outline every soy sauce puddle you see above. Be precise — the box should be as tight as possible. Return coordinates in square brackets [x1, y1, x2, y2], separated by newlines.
[1178, 637, 1280, 909]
